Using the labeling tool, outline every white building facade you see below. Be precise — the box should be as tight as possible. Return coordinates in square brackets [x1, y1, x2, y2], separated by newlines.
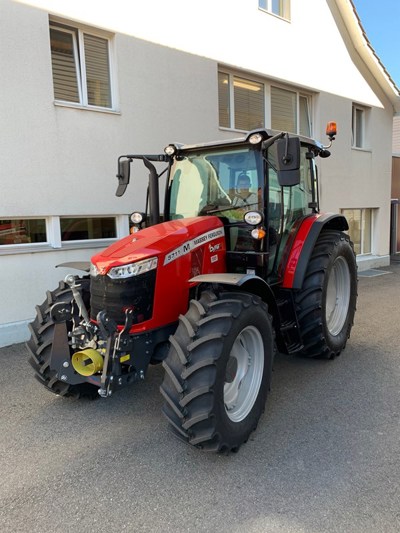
[1, 0, 399, 346]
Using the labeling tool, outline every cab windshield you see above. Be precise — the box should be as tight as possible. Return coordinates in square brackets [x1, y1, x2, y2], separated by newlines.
[168, 147, 262, 223]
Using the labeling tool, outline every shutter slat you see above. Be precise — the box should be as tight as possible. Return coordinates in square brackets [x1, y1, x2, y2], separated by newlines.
[234, 76, 264, 130]
[50, 28, 80, 103]
[218, 72, 230, 128]
[271, 86, 297, 133]
[84, 33, 111, 107]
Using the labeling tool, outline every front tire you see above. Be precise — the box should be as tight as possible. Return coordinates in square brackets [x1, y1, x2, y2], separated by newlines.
[160, 290, 274, 453]
[295, 230, 357, 359]
[26, 279, 99, 399]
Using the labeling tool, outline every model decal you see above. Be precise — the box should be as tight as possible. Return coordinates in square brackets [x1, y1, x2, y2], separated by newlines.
[209, 243, 221, 253]
[163, 228, 224, 265]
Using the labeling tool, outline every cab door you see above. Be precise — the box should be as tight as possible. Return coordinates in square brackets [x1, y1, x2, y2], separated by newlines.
[267, 144, 314, 277]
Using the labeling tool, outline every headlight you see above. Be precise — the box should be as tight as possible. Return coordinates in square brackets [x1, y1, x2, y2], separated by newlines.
[107, 257, 158, 279]
[130, 212, 144, 224]
[164, 144, 176, 156]
[244, 211, 263, 226]
[248, 133, 263, 145]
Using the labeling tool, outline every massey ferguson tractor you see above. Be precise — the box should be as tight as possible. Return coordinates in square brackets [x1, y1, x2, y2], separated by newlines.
[27, 125, 357, 453]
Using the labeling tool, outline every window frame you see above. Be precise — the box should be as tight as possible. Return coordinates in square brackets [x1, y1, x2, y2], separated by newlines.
[352, 104, 367, 149]
[60, 215, 117, 243]
[49, 18, 117, 111]
[0, 217, 49, 247]
[299, 94, 312, 137]
[218, 70, 312, 136]
[258, 0, 291, 20]
[342, 208, 373, 256]
[0, 215, 128, 255]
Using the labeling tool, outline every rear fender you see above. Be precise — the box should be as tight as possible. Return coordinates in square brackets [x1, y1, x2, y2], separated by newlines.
[282, 213, 348, 289]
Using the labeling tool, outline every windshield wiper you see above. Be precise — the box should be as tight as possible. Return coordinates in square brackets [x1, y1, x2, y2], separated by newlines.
[200, 202, 258, 215]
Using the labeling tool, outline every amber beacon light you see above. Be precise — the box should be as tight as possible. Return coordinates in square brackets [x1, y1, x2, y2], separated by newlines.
[326, 121, 337, 141]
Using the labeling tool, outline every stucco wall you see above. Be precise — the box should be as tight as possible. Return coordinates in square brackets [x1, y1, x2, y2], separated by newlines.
[19, 0, 385, 108]
[0, 0, 396, 346]
[317, 93, 393, 257]
[1, 0, 232, 346]
[1, 2, 226, 219]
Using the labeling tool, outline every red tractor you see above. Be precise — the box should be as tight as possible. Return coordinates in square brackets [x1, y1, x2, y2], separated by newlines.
[27, 125, 357, 453]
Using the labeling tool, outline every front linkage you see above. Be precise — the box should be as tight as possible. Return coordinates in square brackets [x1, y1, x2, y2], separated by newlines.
[28, 273, 164, 399]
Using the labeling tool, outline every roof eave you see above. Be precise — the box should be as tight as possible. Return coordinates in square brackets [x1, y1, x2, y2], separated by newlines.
[334, 0, 400, 113]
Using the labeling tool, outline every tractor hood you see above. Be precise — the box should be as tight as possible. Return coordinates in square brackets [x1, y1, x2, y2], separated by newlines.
[91, 216, 224, 274]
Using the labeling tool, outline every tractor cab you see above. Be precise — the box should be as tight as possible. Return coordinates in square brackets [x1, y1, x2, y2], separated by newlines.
[162, 129, 324, 282]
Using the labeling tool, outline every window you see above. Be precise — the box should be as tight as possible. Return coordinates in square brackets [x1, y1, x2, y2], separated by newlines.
[0, 219, 47, 245]
[60, 217, 116, 241]
[299, 95, 312, 137]
[218, 73, 264, 130]
[259, 0, 290, 19]
[0, 216, 123, 254]
[218, 72, 230, 128]
[50, 22, 113, 109]
[271, 87, 311, 136]
[352, 105, 366, 148]
[218, 70, 312, 135]
[168, 148, 261, 222]
[342, 208, 372, 255]
[271, 86, 296, 133]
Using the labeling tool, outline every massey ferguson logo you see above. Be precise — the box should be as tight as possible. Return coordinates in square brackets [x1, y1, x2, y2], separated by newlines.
[164, 228, 224, 265]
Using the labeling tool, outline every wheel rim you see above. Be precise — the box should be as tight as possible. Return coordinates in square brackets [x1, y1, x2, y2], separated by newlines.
[325, 256, 351, 336]
[224, 325, 264, 423]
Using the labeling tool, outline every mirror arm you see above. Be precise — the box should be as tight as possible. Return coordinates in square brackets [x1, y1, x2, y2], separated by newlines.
[143, 157, 160, 226]
[262, 131, 286, 151]
[282, 133, 293, 165]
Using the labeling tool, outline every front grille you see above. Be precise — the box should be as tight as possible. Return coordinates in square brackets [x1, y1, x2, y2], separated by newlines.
[90, 270, 156, 325]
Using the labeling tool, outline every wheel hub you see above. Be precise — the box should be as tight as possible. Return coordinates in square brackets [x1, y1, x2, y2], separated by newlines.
[325, 256, 351, 336]
[224, 325, 264, 423]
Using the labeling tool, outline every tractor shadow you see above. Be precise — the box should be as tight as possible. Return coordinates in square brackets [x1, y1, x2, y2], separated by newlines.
[16, 320, 394, 467]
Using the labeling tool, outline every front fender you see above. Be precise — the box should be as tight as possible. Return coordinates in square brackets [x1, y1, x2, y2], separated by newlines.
[56, 261, 91, 272]
[189, 272, 278, 321]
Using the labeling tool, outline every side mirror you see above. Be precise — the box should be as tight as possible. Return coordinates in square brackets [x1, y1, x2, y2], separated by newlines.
[116, 159, 131, 197]
[276, 136, 301, 187]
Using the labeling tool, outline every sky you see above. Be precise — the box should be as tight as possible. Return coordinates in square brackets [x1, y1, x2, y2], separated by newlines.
[352, 0, 400, 88]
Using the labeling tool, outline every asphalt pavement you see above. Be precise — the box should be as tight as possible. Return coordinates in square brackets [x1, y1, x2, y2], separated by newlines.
[0, 262, 399, 533]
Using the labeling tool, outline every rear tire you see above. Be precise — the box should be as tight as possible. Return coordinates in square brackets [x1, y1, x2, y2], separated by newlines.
[26, 279, 99, 399]
[160, 290, 274, 453]
[295, 230, 357, 359]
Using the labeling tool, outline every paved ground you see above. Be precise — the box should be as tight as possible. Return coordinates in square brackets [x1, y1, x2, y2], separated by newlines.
[0, 262, 399, 533]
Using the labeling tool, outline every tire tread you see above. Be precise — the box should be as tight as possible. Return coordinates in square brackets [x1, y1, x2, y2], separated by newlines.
[160, 290, 273, 453]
